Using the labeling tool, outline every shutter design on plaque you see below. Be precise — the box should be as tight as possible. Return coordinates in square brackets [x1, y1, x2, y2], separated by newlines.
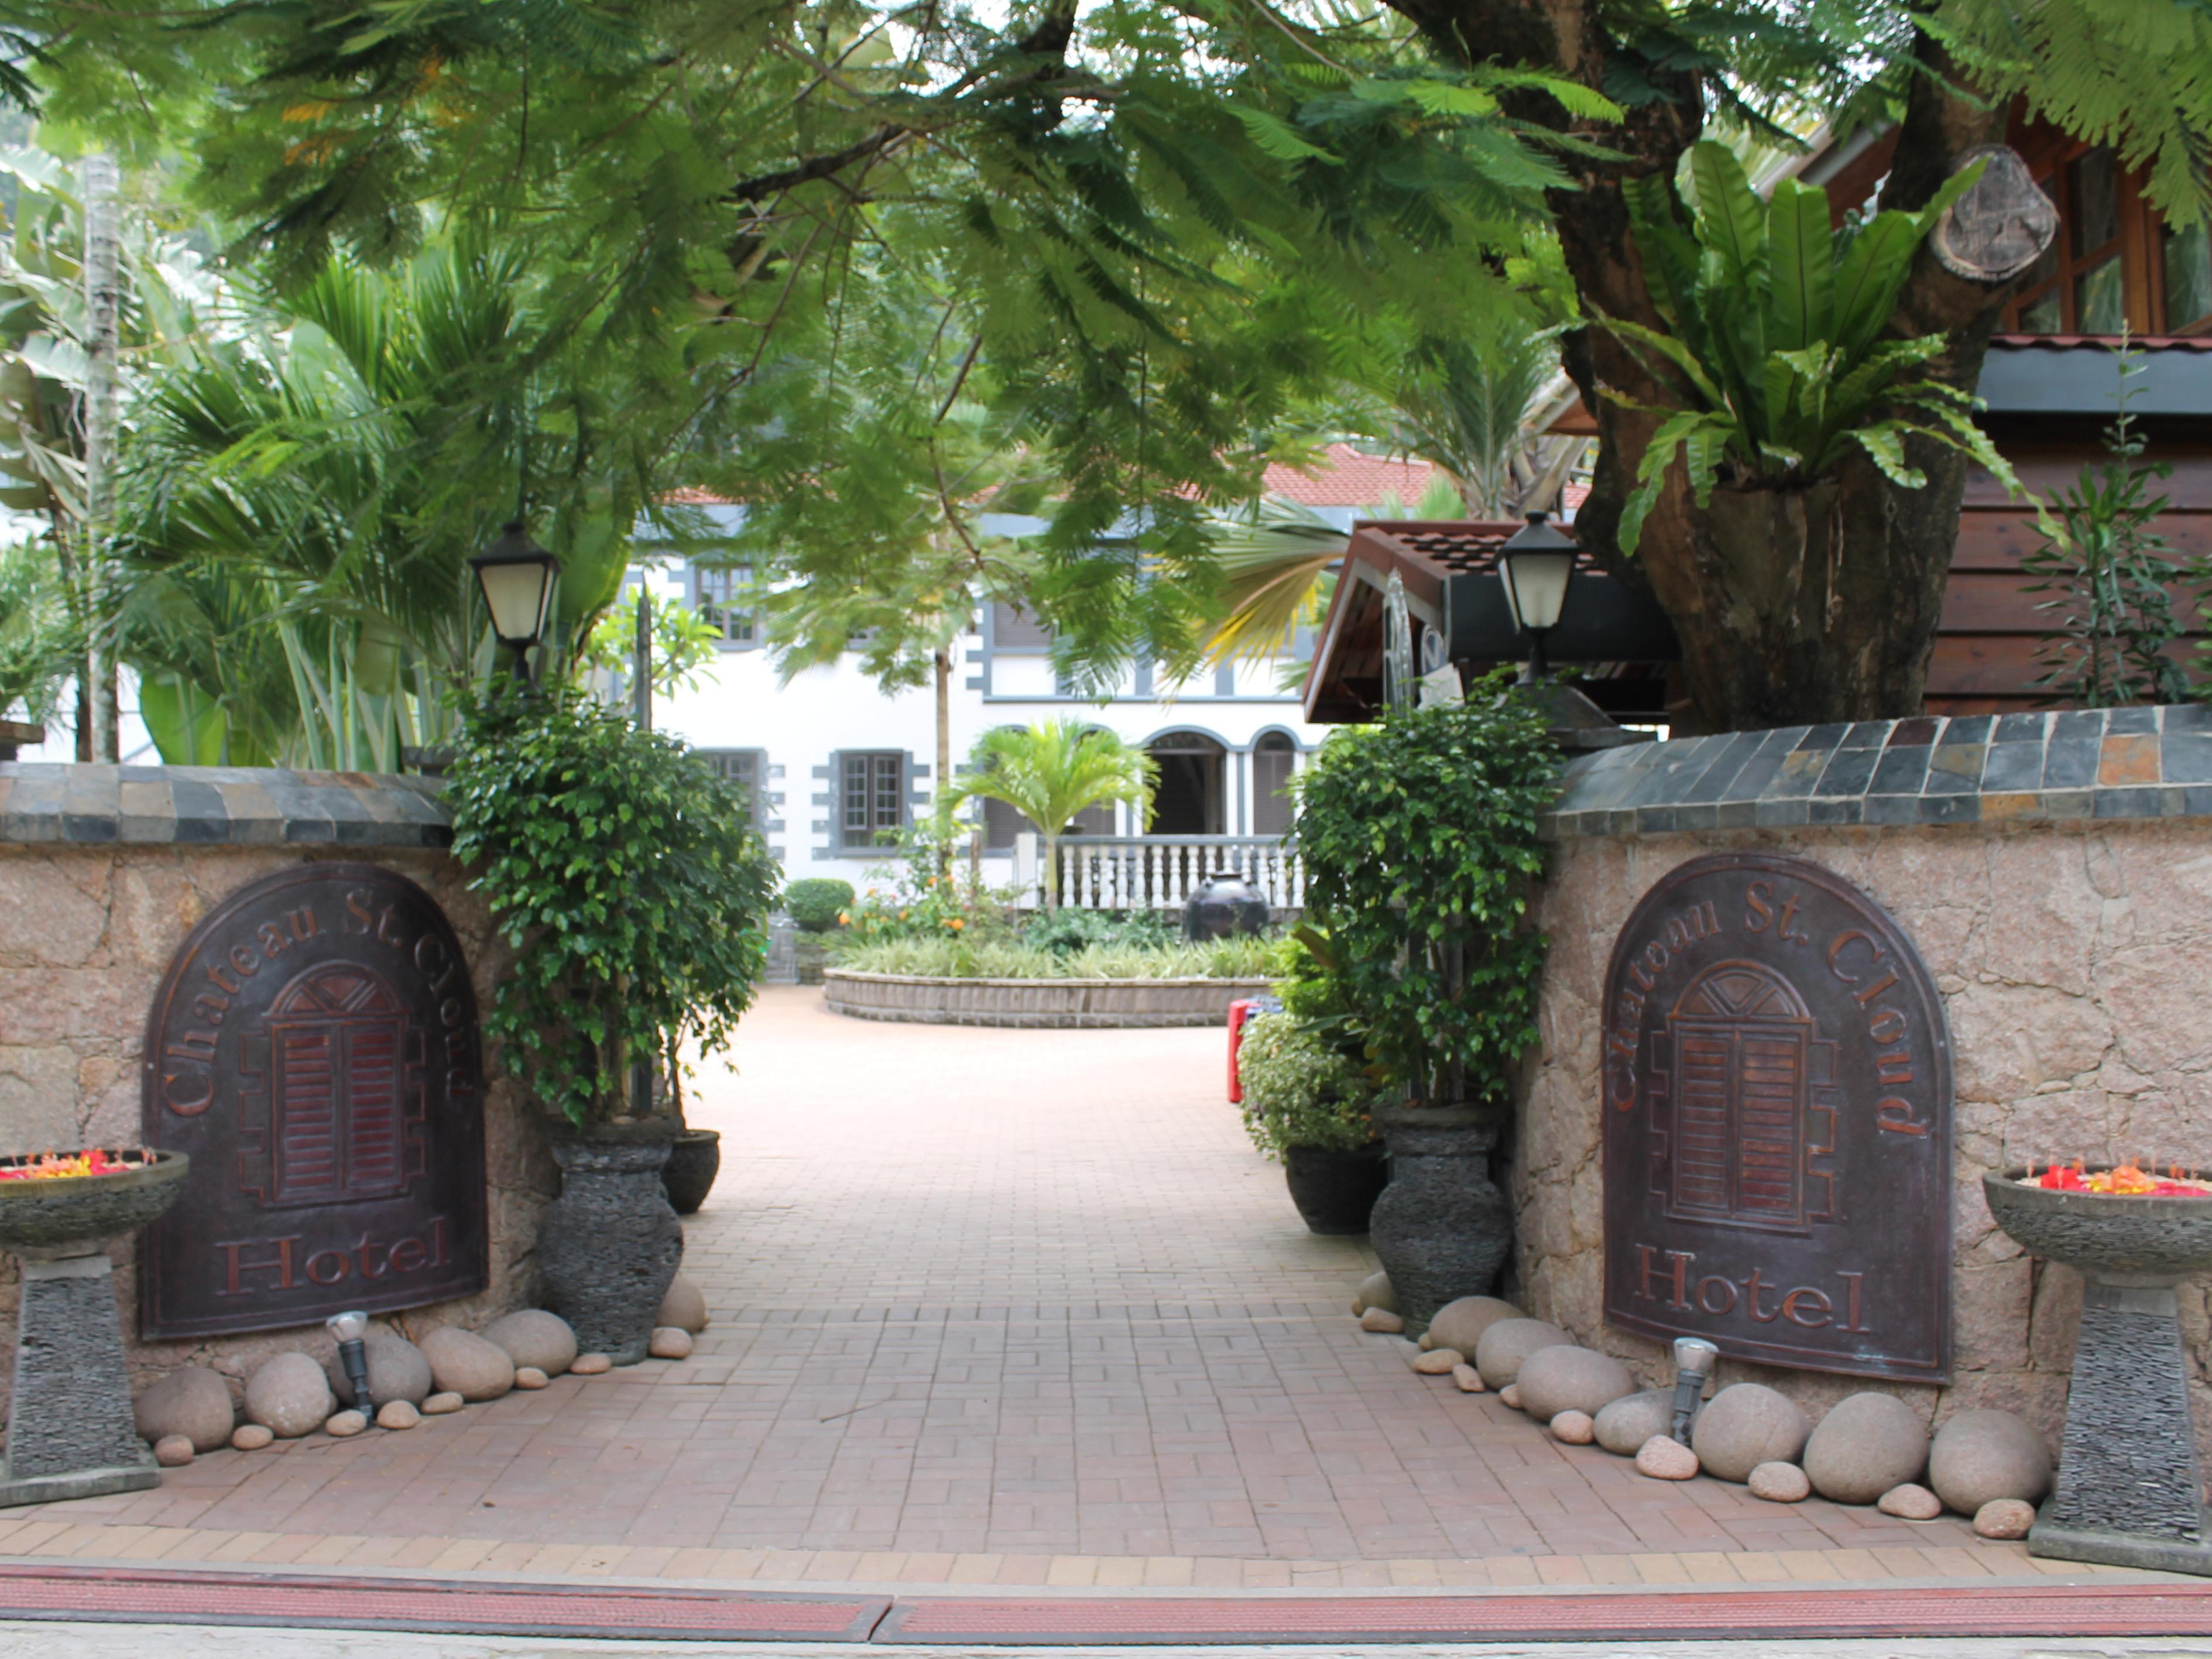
[253, 964, 427, 1207]
[1660, 961, 1831, 1235]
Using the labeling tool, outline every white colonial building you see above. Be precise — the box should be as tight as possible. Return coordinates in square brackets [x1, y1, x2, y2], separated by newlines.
[631, 447, 1452, 911]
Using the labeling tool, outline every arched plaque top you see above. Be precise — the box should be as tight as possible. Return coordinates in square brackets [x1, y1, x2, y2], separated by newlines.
[1600, 852, 1953, 1384]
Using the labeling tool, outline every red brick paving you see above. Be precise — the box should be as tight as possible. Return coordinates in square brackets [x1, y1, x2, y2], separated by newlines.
[7, 988, 2106, 1586]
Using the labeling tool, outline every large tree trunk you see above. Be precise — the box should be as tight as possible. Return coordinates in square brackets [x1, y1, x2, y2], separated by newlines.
[1385, 4, 2024, 731]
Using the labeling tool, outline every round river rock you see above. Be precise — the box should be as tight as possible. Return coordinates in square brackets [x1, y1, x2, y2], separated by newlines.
[325, 1334, 434, 1408]
[1803, 1391, 1929, 1504]
[1353, 1271, 1395, 1316]
[480, 1310, 579, 1377]
[1425, 1296, 1520, 1359]
[1635, 1435, 1699, 1480]
[135, 1365, 235, 1453]
[657, 1277, 709, 1335]
[1929, 1408, 2051, 1513]
[1516, 1345, 1635, 1421]
[1595, 1390, 1673, 1456]
[1749, 1461, 1811, 1503]
[419, 1327, 516, 1401]
[1472, 1318, 1568, 1391]
[1691, 1383, 1809, 1483]
[245, 1352, 335, 1439]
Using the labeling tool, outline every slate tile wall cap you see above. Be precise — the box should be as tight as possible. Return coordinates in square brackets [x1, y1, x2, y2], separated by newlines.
[0, 761, 455, 848]
[1541, 704, 2212, 839]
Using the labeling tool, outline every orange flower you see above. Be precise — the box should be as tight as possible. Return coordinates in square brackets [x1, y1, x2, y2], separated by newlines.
[948, 918, 966, 931]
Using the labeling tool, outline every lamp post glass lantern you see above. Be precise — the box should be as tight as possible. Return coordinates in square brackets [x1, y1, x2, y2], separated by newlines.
[471, 522, 562, 680]
[1497, 511, 1577, 682]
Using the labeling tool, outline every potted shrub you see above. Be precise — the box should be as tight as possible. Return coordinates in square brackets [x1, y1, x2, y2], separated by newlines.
[449, 685, 779, 1362]
[784, 878, 853, 985]
[1237, 1013, 1385, 1235]
[1293, 678, 1555, 1326]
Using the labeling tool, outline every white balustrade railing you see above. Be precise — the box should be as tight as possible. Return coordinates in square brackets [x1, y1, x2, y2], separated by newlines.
[1026, 835, 1304, 913]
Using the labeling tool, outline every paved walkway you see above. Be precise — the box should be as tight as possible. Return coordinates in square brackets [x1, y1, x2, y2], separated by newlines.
[2, 989, 2157, 1592]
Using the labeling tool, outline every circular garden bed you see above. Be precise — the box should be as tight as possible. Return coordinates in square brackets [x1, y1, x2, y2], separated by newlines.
[823, 969, 1271, 1028]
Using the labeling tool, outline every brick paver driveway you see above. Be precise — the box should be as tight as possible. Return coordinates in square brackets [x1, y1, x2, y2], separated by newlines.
[14, 987, 2086, 1589]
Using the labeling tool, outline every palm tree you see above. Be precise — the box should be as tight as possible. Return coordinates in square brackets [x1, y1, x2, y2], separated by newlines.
[950, 720, 1155, 910]
[118, 233, 653, 767]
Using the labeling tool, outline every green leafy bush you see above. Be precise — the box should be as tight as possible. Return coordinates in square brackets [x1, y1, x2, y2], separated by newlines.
[1294, 680, 1555, 1110]
[1237, 1013, 1378, 1159]
[834, 935, 1272, 980]
[1021, 909, 1177, 955]
[447, 685, 781, 1127]
[2021, 345, 2201, 707]
[784, 878, 855, 934]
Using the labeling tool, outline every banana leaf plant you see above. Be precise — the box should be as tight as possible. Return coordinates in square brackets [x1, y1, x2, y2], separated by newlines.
[1603, 142, 2038, 553]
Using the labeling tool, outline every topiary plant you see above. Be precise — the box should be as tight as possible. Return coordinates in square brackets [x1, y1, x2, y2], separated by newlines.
[1237, 1013, 1377, 1160]
[784, 878, 855, 934]
[447, 683, 781, 1127]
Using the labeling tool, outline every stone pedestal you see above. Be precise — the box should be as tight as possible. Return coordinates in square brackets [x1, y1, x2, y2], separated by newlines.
[1978, 1170, 2212, 1579]
[2031, 1279, 2212, 1575]
[0, 1250, 157, 1506]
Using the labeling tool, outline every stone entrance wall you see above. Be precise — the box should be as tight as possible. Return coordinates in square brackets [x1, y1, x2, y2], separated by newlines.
[0, 764, 555, 1417]
[1520, 708, 2212, 1464]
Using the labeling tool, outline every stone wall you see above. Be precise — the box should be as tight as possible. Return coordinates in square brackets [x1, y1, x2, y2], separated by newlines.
[1516, 709, 2212, 1466]
[0, 765, 555, 1417]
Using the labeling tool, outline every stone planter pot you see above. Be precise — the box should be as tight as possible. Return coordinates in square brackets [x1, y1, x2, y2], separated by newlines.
[540, 1122, 684, 1366]
[663, 1128, 722, 1216]
[0, 1149, 190, 1506]
[794, 934, 832, 985]
[1282, 1143, 1388, 1236]
[1981, 1167, 2212, 1575]
[1366, 1104, 1510, 1331]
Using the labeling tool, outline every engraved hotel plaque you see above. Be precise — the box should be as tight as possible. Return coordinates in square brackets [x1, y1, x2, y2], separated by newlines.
[1601, 852, 1953, 1382]
[140, 863, 488, 1339]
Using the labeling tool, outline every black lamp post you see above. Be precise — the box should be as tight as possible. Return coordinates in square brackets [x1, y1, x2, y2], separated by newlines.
[1496, 510, 1579, 683]
[469, 521, 562, 682]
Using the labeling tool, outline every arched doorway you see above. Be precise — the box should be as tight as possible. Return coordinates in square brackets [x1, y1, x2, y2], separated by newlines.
[1147, 731, 1225, 834]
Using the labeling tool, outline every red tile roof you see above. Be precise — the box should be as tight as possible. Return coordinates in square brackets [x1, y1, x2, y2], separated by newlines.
[1990, 333, 2212, 351]
[1262, 444, 1444, 508]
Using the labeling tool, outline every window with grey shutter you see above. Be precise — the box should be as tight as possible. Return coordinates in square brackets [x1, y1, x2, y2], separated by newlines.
[694, 564, 756, 645]
[839, 751, 906, 850]
[696, 749, 764, 826]
[991, 600, 1052, 651]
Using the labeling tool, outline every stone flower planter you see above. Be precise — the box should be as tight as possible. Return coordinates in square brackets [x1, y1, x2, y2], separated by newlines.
[0, 1150, 190, 1507]
[1282, 1143, 1388, 1236]
[1982, 1168, 2212, 1576]
[662, 1127, 721, 1215]
[539, 1121, 684, 1366]
[824, 971, 1271, 1029]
